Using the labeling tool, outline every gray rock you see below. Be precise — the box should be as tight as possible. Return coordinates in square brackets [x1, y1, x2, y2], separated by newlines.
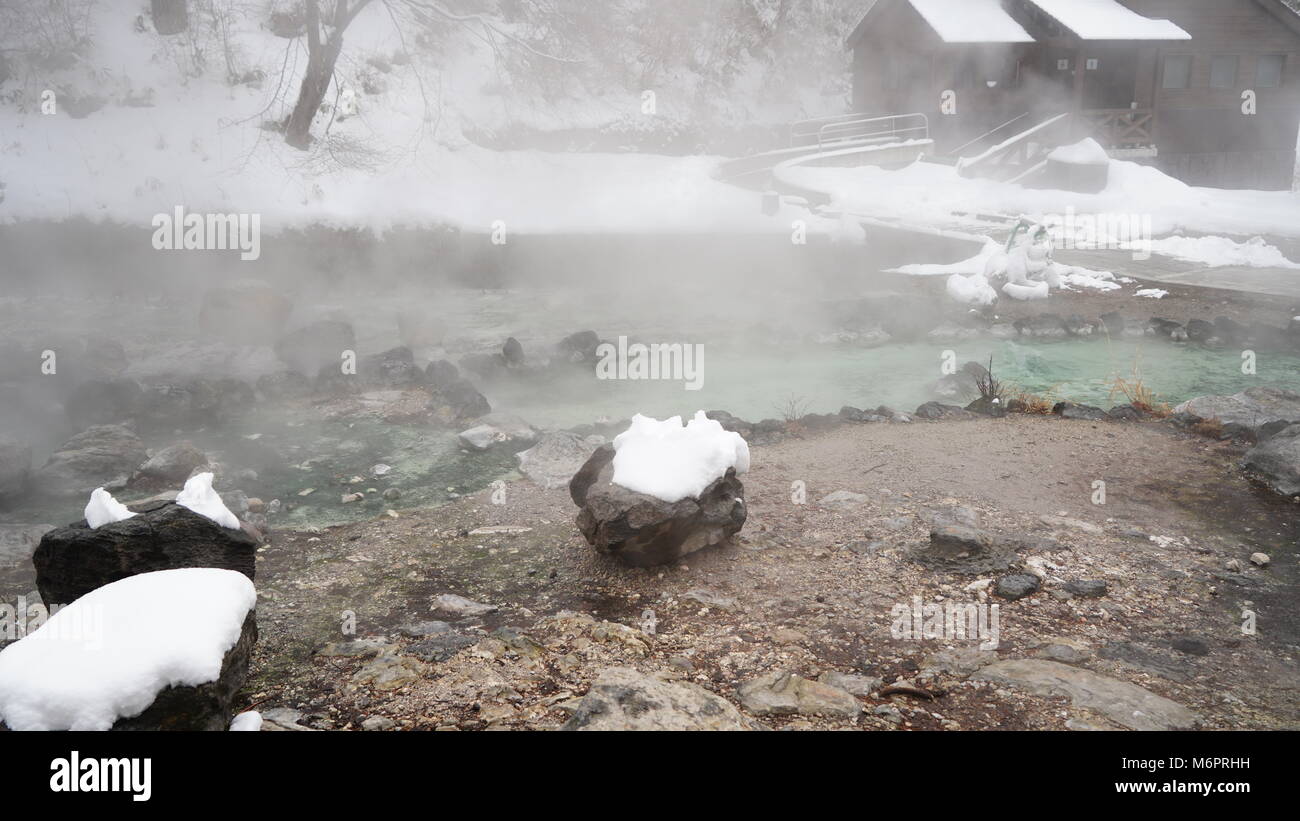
[137, 441, 209, 483]
[995, 573, 1041, 600]
[260, 707, 315, 731]
[682, 589, 738, 610]
[1170, 636, 1210, 656]
[818, 671, 883, 696]
[457, 413, 536, 451]
[973, 659, 1199, 730]
[430, 593, 497, 618]
[0, 436, 31, 502]
[914, 401, 978, 421]
[37, 424, 148, 497]
[1064, 579, 1108, 598]
[915, 525, 1015, 574]
[361, 715, 397, 731]
[1242, 423, 1300, 496]
[403, 632, 476, 662]
[517, 431, 595, 489]
[819, 490, 867, 510]
[570, 445, 746, 567]
[398, 620, 454, 638]
[0, 523, 55, 565]
[1053, 401, 1109, 421]
[737, 671, 859, 718]
[562, 667, 762, 731]
[1173, 385, 1300, 435]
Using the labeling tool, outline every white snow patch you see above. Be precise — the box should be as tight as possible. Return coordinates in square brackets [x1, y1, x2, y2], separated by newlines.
[84, 488, 136, 529]
[0, 568, 256, 731]
[1135, 288, 1169, 299]
[176, 472, 241, 530]
[611, 411, 750, 503]
[1142, 235, 1300, 269]
[230, 711, 263, 732]
[907, 0, 1035, 44]
[1048, 138, 1110, 166]
[1026, 0, 1190, 40]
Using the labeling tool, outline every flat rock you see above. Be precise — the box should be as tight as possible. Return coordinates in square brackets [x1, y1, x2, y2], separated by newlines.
[562, 667, 762, 731]
[430, 593, 498, 618]
[517, 431, 596, 490]
[1242, 423, 1300, 496]
[973, 659, 1199, 730]
[737, 671, 860, 718]
[819, 490, 867, 510]
[1174, 385, 1300, 434]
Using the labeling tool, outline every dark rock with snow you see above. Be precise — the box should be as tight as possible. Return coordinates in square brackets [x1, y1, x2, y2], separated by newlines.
[0, 436, 31, 503]
[1185, 318, 1216, 343]
[65, 378, 143, 428]
[275, 319, 356, 377]
[36, 424, 148, 497]
[198, 279, 292, 346]
[111, 612, 257, 731]
[965, 396, 1006, 417]
[1242, 423, 1300, 496]
[136, 442, 209, 483]
[1063, 314, 1095, 336]
[33, 500, 258, 607]
[570, 445, 746, 567]
[1053, 401, 1109, 421]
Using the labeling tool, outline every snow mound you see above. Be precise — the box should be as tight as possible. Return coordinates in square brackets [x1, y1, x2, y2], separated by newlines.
[1135, 288, 1169, 299]
[84, 487, 136, 529]
[0, 568, 257, 731]
[1144, 235, 1300, 269]
[1048, 138, 1109, 166]
[176, 472, 241, 530]
[1003, 280, 1050, 300]
[230, 711, 262, 732]
[611, 411, 750, 503]
[947, 272, 999, 306]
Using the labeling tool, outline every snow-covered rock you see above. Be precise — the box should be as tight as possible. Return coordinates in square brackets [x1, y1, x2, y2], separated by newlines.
[230, 710, 263, 731]
[84, 488, 136, 529]
[176, 472, 241, 530]
[0, 568, 257, 731]
[611, 411, 750, 503]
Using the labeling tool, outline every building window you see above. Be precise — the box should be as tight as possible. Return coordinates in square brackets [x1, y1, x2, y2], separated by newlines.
[1161, 54, 1191, 89]
[1256, 54, 1285, 88]
[1210, 55, 1239, 89]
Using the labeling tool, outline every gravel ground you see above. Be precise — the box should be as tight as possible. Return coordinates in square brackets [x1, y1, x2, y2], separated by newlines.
[236, 414, 1300, 731]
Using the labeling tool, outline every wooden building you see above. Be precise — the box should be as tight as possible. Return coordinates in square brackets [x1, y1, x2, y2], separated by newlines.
[847, 0, 1300, 189]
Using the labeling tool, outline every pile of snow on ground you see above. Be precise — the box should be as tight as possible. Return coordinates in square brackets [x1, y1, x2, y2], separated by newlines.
[612, 411, 750, 503]
[0, 568, 256, 731]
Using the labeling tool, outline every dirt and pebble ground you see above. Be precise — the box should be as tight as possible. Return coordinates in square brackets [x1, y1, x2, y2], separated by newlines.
[231, 414, 1298, 731]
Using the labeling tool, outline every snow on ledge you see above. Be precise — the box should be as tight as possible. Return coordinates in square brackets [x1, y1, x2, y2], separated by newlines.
[176, 472, 241, 530]
[85, 487, 136, 529]
[909, 0, 1035, 44]
[1026, 0, 1190, 41]
[0, 568, 257, 731]
[611, 411, 750, 503]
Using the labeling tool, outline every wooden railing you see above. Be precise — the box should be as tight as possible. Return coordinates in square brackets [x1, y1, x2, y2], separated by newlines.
[1080, 108, 1154, 148]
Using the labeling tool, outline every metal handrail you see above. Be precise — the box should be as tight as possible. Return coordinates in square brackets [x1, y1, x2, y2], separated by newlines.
[790, 112, 930, 151]
[949, 112, 1031, 158]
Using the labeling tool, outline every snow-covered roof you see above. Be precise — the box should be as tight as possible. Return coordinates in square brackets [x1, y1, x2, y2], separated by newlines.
[847, 0, 1035, 47]
[1025, 0, 1191, 41]
[909, 0, 1035, 44]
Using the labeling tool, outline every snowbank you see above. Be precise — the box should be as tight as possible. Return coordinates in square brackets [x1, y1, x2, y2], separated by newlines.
[176, 473, 241, 530]
[780, 157, 1300, 240]
[1048, 138, 1110, 166]
[612, 411, 750, 503]
[230, 711, 263, 732]
[1143, 235, 1300, 269]
[0, 568, 257, 731]
[84, 488, 136, 529]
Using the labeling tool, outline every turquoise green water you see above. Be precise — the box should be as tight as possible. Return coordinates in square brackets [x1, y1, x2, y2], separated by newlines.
[483, 336, 1300, 427]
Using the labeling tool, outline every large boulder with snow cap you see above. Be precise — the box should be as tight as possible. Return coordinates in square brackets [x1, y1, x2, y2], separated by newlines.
[33, 499, 257, 608]
[570, 412, 749, 566]
[0, 568, 257, 731]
